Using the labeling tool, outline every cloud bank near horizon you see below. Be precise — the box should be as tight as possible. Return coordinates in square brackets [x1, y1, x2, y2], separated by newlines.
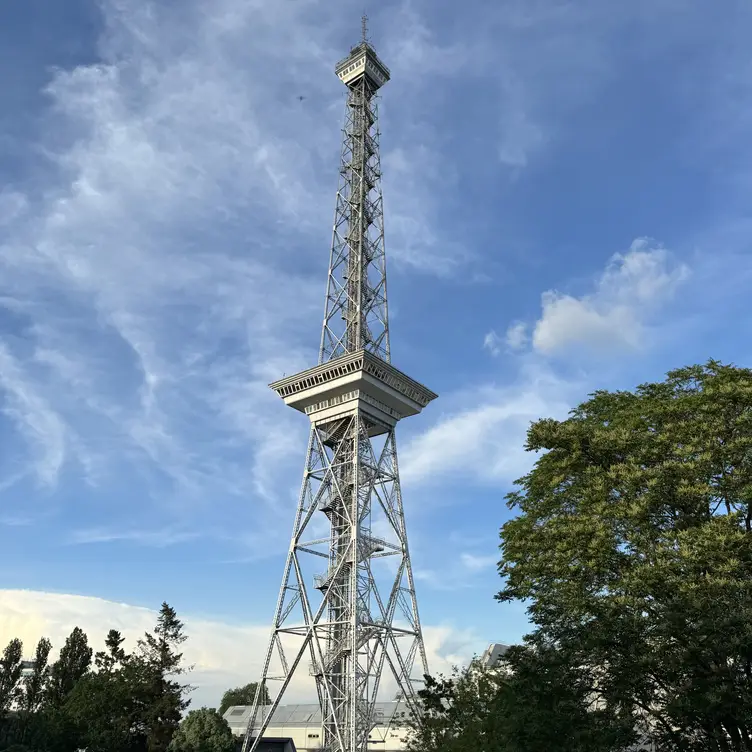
[0, 589, 484, 710]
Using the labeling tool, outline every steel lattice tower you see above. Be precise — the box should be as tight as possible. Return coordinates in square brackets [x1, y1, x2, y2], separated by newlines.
[242, 19, 437, 752]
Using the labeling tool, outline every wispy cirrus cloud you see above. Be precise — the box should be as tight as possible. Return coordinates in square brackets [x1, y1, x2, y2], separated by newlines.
[460, 552, 498, 572]
[0, 343, 68, 488]
[0, 0, 489, 545]
[415, 549, 499, 592]
[401, 363, 579, 487]
[67, 527, 202, 547]
[4, 0, 740, 552]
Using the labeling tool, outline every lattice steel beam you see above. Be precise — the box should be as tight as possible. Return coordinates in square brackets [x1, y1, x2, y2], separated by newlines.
[242, 23, 436, 752]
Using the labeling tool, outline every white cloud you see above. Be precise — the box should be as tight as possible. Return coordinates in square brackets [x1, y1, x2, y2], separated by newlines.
[381, 146, 472, 276]
[0, 0, 484, 539]
[383, 4, 472, 82]
[482, 331, 502, 356]
[496, 73, 548, 169]
[401, 363, 578, 487]
[416, 550, 499, 591]
[528, 239, 689, 356]
[0, 590, 482, 708]
[483, 323, 528, 356]
[0, 0, 332, 507]
[0, 191, 28, 225]
[442, 241, 688, 495]
[67, 527, 201, 547]
[506, 322, 528, 351]
[0, 344, 67, 487]
[459, 552, 498, 572]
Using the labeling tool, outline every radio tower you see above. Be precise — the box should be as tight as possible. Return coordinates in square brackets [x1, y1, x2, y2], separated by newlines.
[242, 17, 437, 752]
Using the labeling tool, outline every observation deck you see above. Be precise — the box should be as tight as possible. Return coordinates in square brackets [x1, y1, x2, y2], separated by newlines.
[335, 42, 391, 90]
[269, 350, 436, 434]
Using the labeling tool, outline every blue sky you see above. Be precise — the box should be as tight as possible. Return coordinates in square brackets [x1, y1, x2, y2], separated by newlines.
[2, 0, 752, 708]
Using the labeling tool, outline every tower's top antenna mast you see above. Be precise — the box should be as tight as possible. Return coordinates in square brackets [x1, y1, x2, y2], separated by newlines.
[323, 18, 391, 363]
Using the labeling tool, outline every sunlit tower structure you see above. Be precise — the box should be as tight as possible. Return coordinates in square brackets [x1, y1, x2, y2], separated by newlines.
[242, 18, 437, 752]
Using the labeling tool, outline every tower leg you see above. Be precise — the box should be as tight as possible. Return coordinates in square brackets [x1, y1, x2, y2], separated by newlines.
[242, 418, 428, 752]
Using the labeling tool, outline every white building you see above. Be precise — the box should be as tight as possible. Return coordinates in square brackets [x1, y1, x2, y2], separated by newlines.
[20, 659, 36, 678]
[223, 701, 412, 752]
[479, 642, 510, 668]
[223, 644, 659, 752]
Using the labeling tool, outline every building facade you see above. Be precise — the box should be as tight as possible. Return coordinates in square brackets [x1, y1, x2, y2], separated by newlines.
[226, 702, 411, 752]
[479, 642, 510, 669]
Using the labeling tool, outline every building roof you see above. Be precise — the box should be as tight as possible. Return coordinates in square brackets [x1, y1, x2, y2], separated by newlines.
[250, 738, 297, 752]
[480, 642, 511, 668]
[223, 701, 411, 732]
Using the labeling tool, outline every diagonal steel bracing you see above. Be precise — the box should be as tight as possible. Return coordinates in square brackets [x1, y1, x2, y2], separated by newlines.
[242, 22, 435, 752]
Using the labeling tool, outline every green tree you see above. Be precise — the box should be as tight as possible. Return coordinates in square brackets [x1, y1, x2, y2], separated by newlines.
[498, 361, 752, 751]
[0, 638, 23, 714]
[407, 645, 634, 752]
[65, 633, 147, 752]
[167, 708, 234, 752]
[0, 638, 24, 749]
[137, 602, 193, 752]
[406, 662, 505, 752]
[4, 637, 53, 749]
[20, 638, 51, 714]
[45, 627, 92, 708]
[218, 683, 270, 716]
[20, 706, 80, 752]
[95, 629, 127, 674]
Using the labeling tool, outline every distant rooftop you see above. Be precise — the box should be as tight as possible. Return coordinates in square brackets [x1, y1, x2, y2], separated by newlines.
[480, 643, 511, 668]
[223, 701, 411, 734]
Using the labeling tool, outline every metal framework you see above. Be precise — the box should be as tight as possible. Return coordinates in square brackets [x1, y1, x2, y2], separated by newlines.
[242, 20, 437, 752]
[320, 43, 388, 362]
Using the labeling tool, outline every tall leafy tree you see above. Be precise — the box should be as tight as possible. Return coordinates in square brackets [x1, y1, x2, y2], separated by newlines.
[407, 647, 634, 752]
[22, 628, 92, 752]
[5, 637, 54, 750]
[20, 637, 52, 714]
[498, 361, 752, 751]
[218, 683, 270, 716]
[95, 629, 127, 674]
[137, 602, 193, 752]
[406, 662, 505, 752]
[167, 708, 235, 752]
[0, 638, 23, 714]
[66, 632, 147, 752]
[45, 627, 92, 708]
[0, 639, 24, 749]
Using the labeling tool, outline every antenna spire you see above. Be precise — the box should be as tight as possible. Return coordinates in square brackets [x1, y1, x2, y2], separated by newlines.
[362, 13, 368, 43]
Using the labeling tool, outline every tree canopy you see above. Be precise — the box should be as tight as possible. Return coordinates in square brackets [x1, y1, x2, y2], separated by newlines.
[407, 647, 635, 752]
[218, 683, 270, 717]
[168, 708, 235, 752]
[0, 640, 23, 715]
[497, 361, 752, 750]
[45, 627, 92, 709]
[408, 361, 752, 752]
[0, 602, 194, 752]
